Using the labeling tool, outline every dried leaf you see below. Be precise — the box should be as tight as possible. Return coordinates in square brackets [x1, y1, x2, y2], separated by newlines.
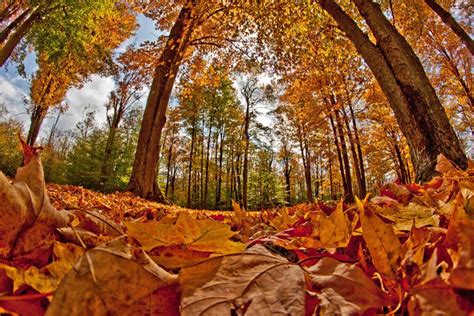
[0, 242, 84, 293]
[46, 236, 178, 315]
[319, 200, 351, 247]
[180, 244, 305, 315]
[307, 257, 393, 314]
[125, 212, 245, 269]
[357, 198, 401, 280]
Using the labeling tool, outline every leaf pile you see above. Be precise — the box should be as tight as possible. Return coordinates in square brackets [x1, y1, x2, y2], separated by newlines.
[1, 147, 473, 315]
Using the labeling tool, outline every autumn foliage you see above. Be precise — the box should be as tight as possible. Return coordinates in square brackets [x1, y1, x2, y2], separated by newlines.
[0, 140, 473, 315]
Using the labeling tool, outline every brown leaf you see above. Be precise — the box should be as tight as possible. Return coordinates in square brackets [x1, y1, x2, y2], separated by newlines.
[46, 236, 178, 315]
[0, 152, 70, 261]
[449, 219, 474, 290]
[180, 244, 305, 315]
[408, 279, 466, 315]
[307, 257, 393, 314]
[357, 198, 401, 280]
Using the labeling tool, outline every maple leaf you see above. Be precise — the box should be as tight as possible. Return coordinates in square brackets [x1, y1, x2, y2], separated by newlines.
[318, 199, 352, 247]
[179, 244, 305, 315]
[0, 242, 84, 293]
[125, 212, 245, 269]
[307, 257, 394, 314]
[0, 139, 70, 262]
[357, 197, 401, 280]
[46, 236, 178, 315]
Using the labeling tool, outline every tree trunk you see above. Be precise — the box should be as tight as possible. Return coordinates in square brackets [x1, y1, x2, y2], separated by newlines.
[424, 0, 474, 55]
[0, 7, 31, 45]
[342, 106, 365, 197]
[242, 102, 251, 210]
[297, 124, 313, 203]
[203, 121, 213, 208]
[126, 4, 194, 201]
[329, 112, 347, 198]
[318, 0, 467, 182]
[0, 8, 40, 67]
[187, 120, 197, 209]
[165, 142, 173, 197]
[348, 102, 367, 195]
[335, 108, 354, 203]
[27, 104, 47, 146]
[216, 130, 224, 209]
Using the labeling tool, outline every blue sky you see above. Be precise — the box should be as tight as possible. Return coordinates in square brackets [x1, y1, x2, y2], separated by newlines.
[0, 14, 159, 140]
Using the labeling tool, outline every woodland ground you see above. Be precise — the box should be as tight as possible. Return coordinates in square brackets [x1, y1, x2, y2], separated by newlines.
[0, 148, 473, 315]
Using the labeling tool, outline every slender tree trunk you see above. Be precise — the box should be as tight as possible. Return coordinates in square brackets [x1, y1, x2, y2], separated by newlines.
[216, 130, 224, 209]
[329, 112, 347, 198]
[424, 0, 474, 55]
[165, 142, 174, 197]
[318, 0, 467, 182]
[242, 103, 250, 210]
[348, 102, 367, 195]
[187, 120, 197, 208]
[127, 4, 195, 201]
[0, 8, 40, 67]
[47, 110, 62, 147]
[393, 138, 409, 183]
[203, 120, 213, 208]
[342, 106, 364, 197]
[27, 104, 47, 146]
[297, 124, 313, 202]
[283, 156, 291, 204]
[335, 109, 354, 203]
[101, 123, 118, 186]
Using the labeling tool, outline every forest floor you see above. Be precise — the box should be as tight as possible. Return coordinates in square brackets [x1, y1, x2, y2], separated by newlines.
[0, 152, 473, 315]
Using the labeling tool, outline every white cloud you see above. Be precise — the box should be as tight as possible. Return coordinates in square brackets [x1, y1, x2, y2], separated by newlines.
[0, 75, 29, 122]
[58, 75, 115, 131]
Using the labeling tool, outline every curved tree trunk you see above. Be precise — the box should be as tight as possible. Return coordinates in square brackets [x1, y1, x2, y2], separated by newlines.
[126, 3, 195, 201]
[0, 8, 39, 67]
[0, 7, 30, 45]
[318, 0, 467, 182]
[424, 0, 474, 55]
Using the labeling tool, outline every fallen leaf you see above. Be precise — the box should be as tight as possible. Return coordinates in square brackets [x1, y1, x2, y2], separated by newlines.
[449, 219, 474, 290]
[357, 198, 401, 280]
[307, 257, 393, 314]
[408, 279, 466, 315]
[0, 145, 70, 261]
[125, 212, 245, 269]
[46, 236, 178, 315]
[319, 200, 351, 247]
[0, 242, 84, 294]
[180, 244, 305, 315]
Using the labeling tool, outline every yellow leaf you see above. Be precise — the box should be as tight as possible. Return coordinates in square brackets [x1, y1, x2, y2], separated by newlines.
[125, 212, 245, 253]
[0, 242, 84, 293]
[319, 199, 351, 247]
[356, 197, 401, 280]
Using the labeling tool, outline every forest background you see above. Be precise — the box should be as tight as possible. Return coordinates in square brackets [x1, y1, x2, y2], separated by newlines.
[0, 0, 472, 211]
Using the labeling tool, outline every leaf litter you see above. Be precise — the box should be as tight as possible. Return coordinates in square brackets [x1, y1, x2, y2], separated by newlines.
[0, 144, 473, 315]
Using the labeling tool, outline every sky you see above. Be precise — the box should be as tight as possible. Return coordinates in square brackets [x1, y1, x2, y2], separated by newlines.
[0, 14, 159, 141]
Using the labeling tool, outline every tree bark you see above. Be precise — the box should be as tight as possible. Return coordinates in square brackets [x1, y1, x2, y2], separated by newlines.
[187, 120, 197, 208]
[334, 108, 354, 203]
[424, 0, 474, 55]
[126, 3, 195, 201]
[242, 99, 251, 210]
[0, 8, 40, 67]
[318, 0, 467, 182]
[27, 104, 47, 146]
[0, 7, 30, 45]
